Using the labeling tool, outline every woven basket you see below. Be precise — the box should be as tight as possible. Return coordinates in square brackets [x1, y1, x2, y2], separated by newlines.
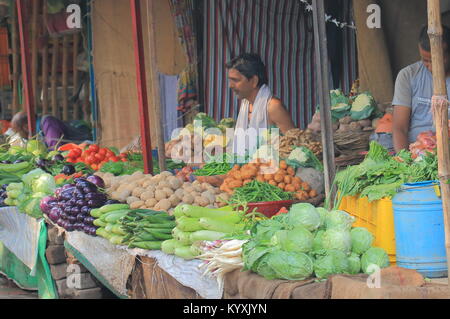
[333, 129, 373, 154]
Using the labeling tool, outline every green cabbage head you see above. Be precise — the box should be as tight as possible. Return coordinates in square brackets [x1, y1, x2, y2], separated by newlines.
[361, 247, 390, 274]
[314, 250, 349, 279]
[325, 210, 355, 231]
[259, 250, 314, 280]
[271, 226, 313, 253]
[347, 252, 361, 275]
[322, 229, 352, 254]
[287, 203, 321, 231]
[351, 227, 374, 255]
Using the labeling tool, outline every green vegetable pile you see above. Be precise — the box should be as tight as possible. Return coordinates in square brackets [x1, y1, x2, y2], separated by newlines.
[287, 146, 323, 171]
[242, 203, 390, 280]
[162, 205, 246, 260]
[93, 204, 175, 250]
[4, 169, 56, 218]
[228, 180, 294, 206]
[333, 141, 438, 207]
[193, 162, 231, 176]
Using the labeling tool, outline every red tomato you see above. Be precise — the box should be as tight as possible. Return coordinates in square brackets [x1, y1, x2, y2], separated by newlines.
[121, 158, 127, 162]
[98, 148, 107, 156]
[110, 156, 119, 162]
[91, 164, 98, 171]
[75, 158, 84, 163]
[106, 150, 115, 158]
[89, 145, 100, 153]
[119, 153, 127, 158]
[66, 158, 75, 163]
[86, 155, 96, 165]
[94, 153, 105, 162]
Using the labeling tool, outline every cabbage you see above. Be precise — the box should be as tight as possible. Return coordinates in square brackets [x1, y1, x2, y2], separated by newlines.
[271, 226, 313, 253]
[32, 173, 56, 195]
[314, 250, 349, 279]
[250, 219, 285, 244]
[316, 207, 328, 228]
[322, 229, 352, 254]
[361, 247, 390, 274]
[347, 252, 361, 275]
[287, 203, 321, 231]
[22, 169, 47, 187]
[325, 210, 355, 231]
[262, 250, 314, 280]
[351, 227, 374, 255]
[312, 230, 326, 256]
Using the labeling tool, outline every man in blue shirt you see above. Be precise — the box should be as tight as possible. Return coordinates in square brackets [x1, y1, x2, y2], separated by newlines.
[392, 25, 450, 152]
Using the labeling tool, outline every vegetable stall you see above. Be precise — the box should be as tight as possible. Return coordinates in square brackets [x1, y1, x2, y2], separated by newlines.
[0, 131, 445, 300]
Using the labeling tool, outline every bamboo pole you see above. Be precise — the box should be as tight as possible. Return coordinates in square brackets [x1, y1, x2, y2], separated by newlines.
[427, 0, 450, 287]
[73, 33, 80, 119]
[62, 35, 69, 121]
[41, 0, 49, 115]
[11, 3, 19, 114]
[51, 37, 59, 117]
[147, 0, 166, 172]
[312, 0, 336, 201]
[31, 0, 39, 114]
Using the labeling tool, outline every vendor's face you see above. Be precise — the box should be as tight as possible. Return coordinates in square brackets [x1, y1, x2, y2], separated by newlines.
[228, 69, 258, 100]
[419, 44, 450, 74]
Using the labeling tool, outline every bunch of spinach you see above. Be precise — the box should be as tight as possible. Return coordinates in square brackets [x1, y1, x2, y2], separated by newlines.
[333, 142, 438, 208]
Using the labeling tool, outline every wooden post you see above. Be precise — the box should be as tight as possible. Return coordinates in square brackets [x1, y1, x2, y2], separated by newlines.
[427, 0, 450, 287]
[312, 0, 336, 201]
[31, 0, 39, 114]
[11, 3, 19, 114]
[73, 33, 80, 119]
[51, 37, 59, 117]
[130, 0, 154, 174]
[17, 0, 36, 136]
[62, 36, 69, 121]
[41, 0, 49, 115]
[147, 0, 166, 172]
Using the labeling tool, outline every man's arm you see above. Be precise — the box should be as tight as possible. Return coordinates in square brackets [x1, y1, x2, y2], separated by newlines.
[268, 98, 296, 134]
[393, 106, 411, 153]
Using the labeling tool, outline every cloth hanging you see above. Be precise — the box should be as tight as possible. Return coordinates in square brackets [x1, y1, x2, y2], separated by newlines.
[232, 85, 272, 156]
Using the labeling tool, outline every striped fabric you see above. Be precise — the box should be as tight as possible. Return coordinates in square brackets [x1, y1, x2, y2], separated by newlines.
[202, 0, 357, 129]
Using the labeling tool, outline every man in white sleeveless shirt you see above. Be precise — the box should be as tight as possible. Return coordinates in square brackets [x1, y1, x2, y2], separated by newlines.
[226, 53, 295, 156]
[393, 25, 450, 152]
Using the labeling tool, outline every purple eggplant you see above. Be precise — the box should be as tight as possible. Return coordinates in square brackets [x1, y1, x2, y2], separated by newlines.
[61, 165, 76, 176]
[67, 215, 77, 223]
[52, 154, 65, 162]
[86, 175, 105, 189]
[70, 206, 81, 216]
[85, 193, 107, 202]
[76, 199, 87, 207]
[105, 199, 121, 205]
[80, 206, 91, 215]
[87, 199, 106, 208]
[49, 207, 61, 223]
[76, 213, 87, 223]
[65, 223, 75, 232]
[76, 179, 96, 190]
[83, 216, 96, 226]
[40, 196, 57, 214]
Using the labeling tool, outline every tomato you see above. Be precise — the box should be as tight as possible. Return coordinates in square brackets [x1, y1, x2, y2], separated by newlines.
[106, 150, 115, 158]
[98, 148, 107, 156]
[121, 158, 127, 162]
[110, 156, 119, 163]
[91, 164, 98, 171]
[88, 145, 100, 153]
[119, 153, 128, 158]
[66, 158, 75, 163]
[75, 158, 84, 163]
[94, 153, 105, 161]
[97, 162, 104, 169]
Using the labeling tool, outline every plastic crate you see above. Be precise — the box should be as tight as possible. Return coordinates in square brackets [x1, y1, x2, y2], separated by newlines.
[339, 195, 396, 264]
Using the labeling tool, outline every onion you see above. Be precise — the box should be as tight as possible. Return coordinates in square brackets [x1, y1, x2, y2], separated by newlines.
[56, 219, 65, 227]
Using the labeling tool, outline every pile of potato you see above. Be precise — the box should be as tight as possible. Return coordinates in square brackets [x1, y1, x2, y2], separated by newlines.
[95, 171, 230, 215]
